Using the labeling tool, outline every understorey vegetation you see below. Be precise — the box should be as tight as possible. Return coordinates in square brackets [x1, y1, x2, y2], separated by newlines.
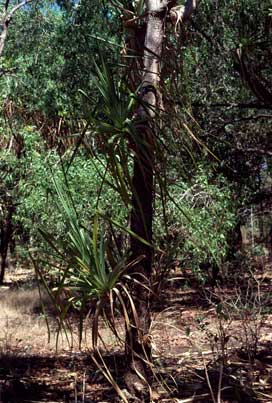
[0, 1, 271, 402]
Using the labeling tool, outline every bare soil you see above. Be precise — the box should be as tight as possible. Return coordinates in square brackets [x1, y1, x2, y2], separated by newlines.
[0, 265, 271, 403]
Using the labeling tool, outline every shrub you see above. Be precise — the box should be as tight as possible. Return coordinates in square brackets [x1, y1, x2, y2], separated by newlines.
[154, 165, 237, 280]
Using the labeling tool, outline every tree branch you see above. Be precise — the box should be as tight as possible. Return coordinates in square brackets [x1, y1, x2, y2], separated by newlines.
[7, 0, 33, 22]
[182, 0, 197, 21]
[0, 0, 34, 58]
[169, 0, 197, 27]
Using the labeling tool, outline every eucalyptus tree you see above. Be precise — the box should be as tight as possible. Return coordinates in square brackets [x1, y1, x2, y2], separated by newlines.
[0, 0, 35, 60]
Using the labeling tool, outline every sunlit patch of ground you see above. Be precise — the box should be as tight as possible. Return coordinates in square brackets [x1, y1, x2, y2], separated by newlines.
[0, 285, 68, 354]
[0, 280, 124, 355]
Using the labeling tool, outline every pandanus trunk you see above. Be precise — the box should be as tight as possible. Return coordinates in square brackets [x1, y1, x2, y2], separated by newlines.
[127, 0, 197, 397]
[126, 0, 167, 396]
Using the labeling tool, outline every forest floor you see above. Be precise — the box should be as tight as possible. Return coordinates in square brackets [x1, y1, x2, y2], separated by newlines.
[0, 262, 271, 403]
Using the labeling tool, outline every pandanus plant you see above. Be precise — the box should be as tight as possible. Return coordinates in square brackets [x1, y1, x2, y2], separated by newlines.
[33, 177, 147, 402]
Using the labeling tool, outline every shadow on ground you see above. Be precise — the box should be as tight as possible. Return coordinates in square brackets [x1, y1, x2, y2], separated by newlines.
[0, 352, 116, 402]
[0, 343, 271, 402]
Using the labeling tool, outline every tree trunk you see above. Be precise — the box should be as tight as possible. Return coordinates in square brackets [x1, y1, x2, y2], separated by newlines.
[0, 201, 14, 285]
[125, 1, 197, 399]
[126, 1, 167, 399]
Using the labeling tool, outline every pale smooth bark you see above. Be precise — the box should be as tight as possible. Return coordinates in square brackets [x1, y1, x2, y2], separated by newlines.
[0, 0, 33, 58]
[140, 0, 197, 116]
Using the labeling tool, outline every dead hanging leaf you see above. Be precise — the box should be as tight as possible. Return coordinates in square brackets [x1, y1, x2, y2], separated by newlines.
[170, 6, 185, 34]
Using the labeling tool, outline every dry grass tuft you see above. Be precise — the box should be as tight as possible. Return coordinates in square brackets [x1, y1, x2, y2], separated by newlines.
[0, 286, 51, 316]
[0, 284, 74, 354]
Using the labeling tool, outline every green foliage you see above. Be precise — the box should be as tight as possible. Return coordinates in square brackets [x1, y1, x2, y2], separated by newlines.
[186, 0, 272, 191]
[11, 130, 126, 260]
[155, 165, 236, 273]
[0, 0, 268, 280]
[33, 178, 144, 403]
[39, 179, 127, 300]
[0, 2, 270, 399]
[1, 5, 67, 115]
[1, 0, 121, 117]
[83, 55, 137, 207]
